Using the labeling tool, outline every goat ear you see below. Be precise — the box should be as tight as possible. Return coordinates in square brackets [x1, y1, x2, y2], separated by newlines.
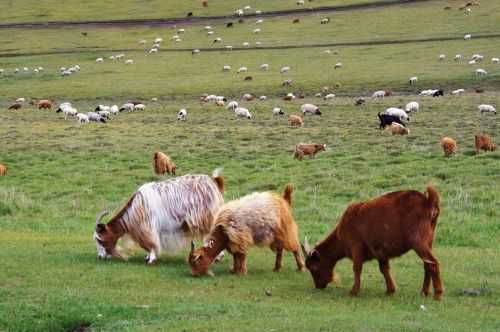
[96, 223, 106, 234]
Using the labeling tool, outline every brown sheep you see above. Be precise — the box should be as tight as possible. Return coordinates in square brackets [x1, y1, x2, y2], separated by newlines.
[386, 122, 410, 136]
[37, 100, 53, 110]
[441, 137, 457, 157]
[294, 143, 326, 160]
[0, 164, 7, 176]
[288, 115, 303, 127]
[475, 134, 496, 154]
[189, 184, 305, 276]
[8, 103, 22, 110]
[303, 185, 443, 300]
[153, 151, 176, 175]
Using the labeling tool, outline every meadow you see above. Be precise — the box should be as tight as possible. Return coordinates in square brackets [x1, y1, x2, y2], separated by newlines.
[1, 0, 500, 331]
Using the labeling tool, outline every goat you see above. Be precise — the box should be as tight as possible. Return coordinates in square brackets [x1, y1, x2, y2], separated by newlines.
[441, 137, 457, 157]
[475, 134, 496, 154]
[293, 143, 326, 160]
[153, 151, 176, 175]
[0, 164, 7, 176]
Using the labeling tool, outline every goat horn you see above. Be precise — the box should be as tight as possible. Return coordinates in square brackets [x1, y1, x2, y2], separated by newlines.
[301, 236, 311, 257]
[96, 210, 109, 225]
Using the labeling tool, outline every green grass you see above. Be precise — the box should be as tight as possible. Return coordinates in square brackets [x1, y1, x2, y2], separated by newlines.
[1, 0, 500, 331]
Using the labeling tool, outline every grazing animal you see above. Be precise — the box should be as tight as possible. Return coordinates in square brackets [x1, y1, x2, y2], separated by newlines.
[119, 103, 135, 112]
[282, 79, 293, 86]
[378, 113, 405, 129]
[293, 143, 326, 160]
[226, 101, 239, 111]
[451, 89, 465, 96]
[87, 112, 107, 123]
[478, 104, 496, 114]
[383, 107, 410, 122]
[94, 171, 225, 264]
[302, 185, 443, 300]
[405, 101, 419, 113]
[242, 93, 256, 101]
[0, 164, 7, 176]
[323, 93, 335, 100]
[177, 108, 187, 121]
[288, 115, 303, 127]
[226, 22, 234, 28]
[409, 76, 418, 85]
[8, 103, 22, 110]
[272, 107, 285, 116]
[76, 113, 90, 124]
[235, 107, 252, 119]
[293, 18, 300, 24]
[372, 90, 388, 99]
[280, 66, 291, 74]
[244, 76, 253, 81]
[320, 18, 330, 24]
[475, 87, 485, 93]
[37, 100, 53, 110]
[433, 90, 444, 97]
[301, 103, 321, 116]
[187, 12, 193, 17]
[355, 98, 365, 106]
[475, 69, 487, 76]
[153, 151, 176, 175]
[386, 122, 410, 136]
[188, 184, 305, 276]
[440, 137, 457, 157]
[202, 1, 208, 7]
[475, 134, 496, 154]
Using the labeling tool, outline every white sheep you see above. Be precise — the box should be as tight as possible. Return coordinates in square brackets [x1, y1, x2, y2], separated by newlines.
[405, 101, 419, 113]
[272, 107, 285, 115]
[471, 54, 484, 61]
[134, 104, 146, 111]
[451, 89, 465, 96]
[384, 107, 410, 122]
[334, 62, 343, 69]
[324, 93, 335, 100]
[492, 58, 499, 64]
[125, 59, 134, 65]
[255, 41, 262, 47]
[242, 93, 255, 101]
[87, 112, 107, 123]
[260, 64, 269, 71]
[464, 34, 472, 40]
[235, 107, 252, 119]
[475, 69, 487, 76]
[301, 103, 321, 115]
[259, 96, 267, 101]
[110, 105, 119, 115]
[139, 39, 147, 45]
[372, 90, 386, 98]
[256, 19, 264, 24]
[478, 104, 497, 114]
[468, 59, 477, 65]
[96, 105, 110, 112]
[96, 58, 104, 63]
[237, 66, 248, 73]
[77, 113, 90, 124]
[119, 103, 135, 112]
[454, 54, 462, 61]
[154, 38, 163, 43]
[243, 42, 250, 47]
[222, 65, 232, 71]
[177, 108, 187, 121]
[178, 28, 185, 34]
[320, 18, 330, 24]
[225, 45, 233, 51]
[16, 98, 25, 103]
[297, 0, 305, 5]
[226, 101, 239, 111]
[253, 28, 261, 34]
[97, 110, 111, 119]
[438, 54, 446, 61]
[280, 66, 290, 74]
[409, 76, 418, 85]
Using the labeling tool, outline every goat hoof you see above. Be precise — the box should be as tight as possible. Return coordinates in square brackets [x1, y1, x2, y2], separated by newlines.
[433, 293, 443, 301]
[421, 290, 430, 297]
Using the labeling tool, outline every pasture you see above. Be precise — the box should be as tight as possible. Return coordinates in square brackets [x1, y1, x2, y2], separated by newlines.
[1, 0, 500, 331]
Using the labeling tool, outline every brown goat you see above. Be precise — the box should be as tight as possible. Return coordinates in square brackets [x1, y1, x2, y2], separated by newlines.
[153, 151, 176, 175]
[37, 100, 53, 110]
[294, 143, 326, 160]
[8, 103, 22, 110]
[189, 184, 305, 276]
[293, 18, 300, 23]
[475, 134, 496, 154]
[441, 137, 457, 157]
[288, 115, 303, 127]
[386, 122, 410, 136]
[244, 76, 253, 81]
[303, 185, 443, 300]
[0, 164, 7, 176]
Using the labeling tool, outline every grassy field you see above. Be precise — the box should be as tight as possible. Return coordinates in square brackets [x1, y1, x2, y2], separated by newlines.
[1, 0, 500, 331]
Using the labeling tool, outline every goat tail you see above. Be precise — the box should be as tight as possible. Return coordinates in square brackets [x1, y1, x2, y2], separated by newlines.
[212, 167, 224, 194]
[426, 184, 440, 224]
[283, 184, 293, 206]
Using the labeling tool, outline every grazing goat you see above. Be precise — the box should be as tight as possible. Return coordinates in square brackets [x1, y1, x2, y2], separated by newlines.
[153, 151, 176, 175]
[0, 164, 7, 176]
[189, 184, 305, 276]
[386, 122, 410, 136]
[441, 137, 457, 157]
[8, 103, 22, 110]
[475, 134, 496, 154]
[294, 143, 326, 160]
[302, 185, 443, 300]
[37, 100, 53, 110]
[378, 113, 405, 129]
[288, 115, 303, 127]
[94, 171, 225, 264]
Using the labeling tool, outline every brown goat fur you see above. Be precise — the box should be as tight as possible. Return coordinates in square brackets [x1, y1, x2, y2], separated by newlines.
[303, 185, 443, 300]
[293, 143, 326, 160]
[288, 115, 303, 127]
[0, 164, 7, 176]
[386, 122, 410, 136]
[189, 184, 305, 276]
[153, 151, 176, 175]
[440, 137, 457, 157]
[37, 100, 53, 110]
[8, 103, 22, 110]
[475, 134, 496, 154]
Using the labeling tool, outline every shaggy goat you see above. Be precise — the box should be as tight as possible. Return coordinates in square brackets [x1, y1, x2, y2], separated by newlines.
[288, 115, 303, 127]
[94, 171, 225, 264]
[386, 122, 410, 136]
[0, 164, 7, 176]
[188, 184, 305, 276]
[293, 143, 326, 160]
[153, 151, 176, 175]
[302, 185, 443, 300]
[441, 137, 457, 157]
[475, 134, 496, 154]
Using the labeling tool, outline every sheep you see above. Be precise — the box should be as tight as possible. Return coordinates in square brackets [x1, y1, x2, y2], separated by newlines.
[225, 45, 233, 51]
[280, 66, 290, 74]
[256, 19, 264, 24]
[237, 66, 248, 73]
[405, 101, 419, 113]
[451, 89, 465, 95]
[454, 54, 462, 61]
[409, 76, 418, 85]
[384, 107, 410, 122]
[96, 57, 104, 63]
[464, 34, 472, 40]
[56, 103, 78, 119]
[253, 28, 261, 34]
[293, 18, 300, 23]
[188, 184, 305, 276]
[471, 54, 484, 61]
[76, 113, 90, 124]
[95, 105, 110, 112]
[386, 122, 410, 136]
[297, 0, 305, 5]
[242, 93, 256, 101]
[226, 101, 239, 111]
[37, 100, 53, 110]
[283, 93, 296, 101]
[288, 115, 303, 127]
[177, 28, 185, 34]
[0, 164, 7, 176]
[110, 105, 119, 115]
[419, 89, 443, 97]
[478, 104, 496, 114]
[134, 104, 146, 111]
[468, 59, 477, 65]
[235, 107, 252, 119]
[475, 69, 487, 76]
[222, 65, 232, 72]
[16, 97, 25, 103]
[272, 107, 285, 116]
[177, 108, 187, 121]
[213, 37, 222, 43]
[119, 103, 135, 112]
[260, 64, 269, 71]
[293, 143, 326, 160]
[215, 100, 225, 106]
[492, 58, 500, 64]
[192, 49, 200, 55]
[154, 37, 163, 43]
[282, 79, 293, 86]
[97, 110, 111, 119]
[324, 93, 335, 100]
[125, 59, 134, 65]
[87, 112, 107, 123]
[226, 22, 233, 28]
[8, 103, 22, 110]
[372, 90, 388, 99]
[94, 171, 225, 264]
[334, 62, 343, 69]
[259, 96, 267, 101]
[153, 151, 176, 175]
[475, 134, 496, 154]
[320, 18, 330, 24]
[378, 113, 406, 129]
[301, 103, 321, 116]
[441, 137, 457, 157]
[438, 54, 446, 61]
[302, 185, 442, 300]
